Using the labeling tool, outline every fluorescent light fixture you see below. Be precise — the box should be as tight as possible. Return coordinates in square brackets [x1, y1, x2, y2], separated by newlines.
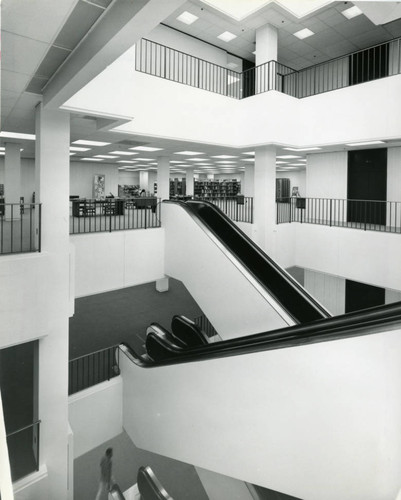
[252, 51, 256, 55]
[70, 153, 76, 156]
[130, 146, 163, 152]
[212, 155, 238, 159]
[72, 140, 111, 146]
[346, 140, 385, 146]
[243, 159, 255, 162]
[217, 31, 237, 42]
[117, 160, 136, 163]
[118, 167, 127, 170]
[70, 146, 91, 152]
[284, 147, 321, 152]
[276, 161, 289, 164]
[293, 28, 314, 40]
[277, 155, 302, 159]
[94, 155, 118, 159]
[216, 161, 236, 164]
[0, 152, 5, 156]
[189, 158, 207, 162]
[341, 5, 362, 19]
[177, 11, 199, 24]
[196, 163, 213, 166]
[109, 151, 137, 155]
[174, 151, 204, 156]
[81, 158, 103, 161]
[0, 131, 36, 140]
[287, 163, 306, 166]
[0, 147, 4, 151]
[134, 157, 155, 161]
[242, 151, 255, 155]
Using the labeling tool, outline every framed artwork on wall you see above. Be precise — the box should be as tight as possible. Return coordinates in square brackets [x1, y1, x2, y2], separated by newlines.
[93, 174, 105, 199]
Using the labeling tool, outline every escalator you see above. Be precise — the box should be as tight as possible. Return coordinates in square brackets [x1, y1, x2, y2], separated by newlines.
[162, 200, 329, 339]
[119, 302, 401, 500]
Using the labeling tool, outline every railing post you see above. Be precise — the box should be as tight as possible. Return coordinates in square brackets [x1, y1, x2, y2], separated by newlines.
[329, 198, 332, 227]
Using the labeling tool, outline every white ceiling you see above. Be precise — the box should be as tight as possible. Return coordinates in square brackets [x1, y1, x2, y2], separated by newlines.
[1, 0, 401, 175]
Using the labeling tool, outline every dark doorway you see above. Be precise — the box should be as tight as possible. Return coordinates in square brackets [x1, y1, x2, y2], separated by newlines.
[347, 148, 387, 226]
[349, 43, 389, 85]
[345, 279, 385, 313]
[242, 59, 255, 98]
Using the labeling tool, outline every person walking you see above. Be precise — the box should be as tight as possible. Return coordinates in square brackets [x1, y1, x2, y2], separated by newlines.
[95, 447, 114, 500]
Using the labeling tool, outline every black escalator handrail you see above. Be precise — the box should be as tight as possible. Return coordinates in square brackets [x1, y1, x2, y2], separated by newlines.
[120, 302, 401, 367]
[164, 199, 329, 324]
[137, 466, 173, 500]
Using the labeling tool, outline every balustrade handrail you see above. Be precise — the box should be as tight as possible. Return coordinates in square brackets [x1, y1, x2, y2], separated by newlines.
[6, 420, 41, 438]
[137, 35, 401, 99]
[70, 343, 120, 363]
[141, 38, 242, 76]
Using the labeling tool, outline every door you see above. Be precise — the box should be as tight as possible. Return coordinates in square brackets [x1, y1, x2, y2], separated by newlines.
[347, 148, 387, 226]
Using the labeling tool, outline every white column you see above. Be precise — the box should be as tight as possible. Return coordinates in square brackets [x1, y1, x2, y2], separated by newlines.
[4, 142, 21, 220]
[35, 103, 70, 499]
[244, 164, 254, 197]
[186, 167, 194, 196]
[255, 24, 278, 66]
[157, 156, 170, 201]
[139, 171, 149, 192]
[253, 146, 276, 253]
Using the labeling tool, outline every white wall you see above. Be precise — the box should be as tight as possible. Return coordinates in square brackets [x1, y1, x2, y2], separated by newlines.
[388, 147, 401, 202]
[71, 228, 165, 297]
[304, 268, 346, 316]
[276, 171, 306, 198]
[118, 171, 140, 187]
[306, 151, 347, 198]
[70, 161, 120, 198]
[120, 327, 401, 500]
[63, 46, 401, 149]
[163, 203, 293, 339]
[294, 224, 401, 291]
[68, 377, 123, 458]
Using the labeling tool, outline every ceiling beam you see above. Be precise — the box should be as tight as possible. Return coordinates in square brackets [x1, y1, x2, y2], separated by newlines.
[43, 0, 186, 109]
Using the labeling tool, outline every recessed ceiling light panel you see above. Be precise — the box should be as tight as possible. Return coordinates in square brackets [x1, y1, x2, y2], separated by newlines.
[176, 11, 199, 25]
[94, 155, 118, 159]
[293, 28, 314, 40]
[81, 158, 103, 161]
[277, 155, 302, 159]
[0, 131, 36, 140]
[130, 146, 164, 152]
[346, 141, 385, 146]
[284, 147, 321, 152]
[73, 140, 111, 146]
[70, 146, 91, 152]
[174, 151, 204, 155]
[212, 155, 238, 159]
[341, 6, 363, 19]
[217, 31, 237, 42]
[109, 151, 137, 155]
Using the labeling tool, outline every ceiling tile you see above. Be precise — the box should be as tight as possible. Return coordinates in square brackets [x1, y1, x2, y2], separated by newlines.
[333, 16, 376, 39]
[302, 18, 328, 34]
[1, 31, 49, 75]
[2, 70, 31, 93]
[323, 12, 348, 28]
[2, 0, 77, 44]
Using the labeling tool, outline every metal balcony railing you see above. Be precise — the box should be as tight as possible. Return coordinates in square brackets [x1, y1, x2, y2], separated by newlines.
[277, 197, 401, 234]
[70, 197, 161, 235]
[6, 420, 41, 482]
[0, 202, 41, 255]
[193, 196, 254, 223]
[136, 36, 401, 100]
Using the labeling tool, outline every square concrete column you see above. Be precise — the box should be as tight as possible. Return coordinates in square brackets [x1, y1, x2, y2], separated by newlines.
[243, 164, 255, 197]
[157, 156, 170, 201]
[4, 142, 22, 219]
[186, 167, 194, 196]
[35, 103, 70, 499]
[139, 170, 149, 192]
[253, 146, 277, 252]
[255, 23, 278, 66]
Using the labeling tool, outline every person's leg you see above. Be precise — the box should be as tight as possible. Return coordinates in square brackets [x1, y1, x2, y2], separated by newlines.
[95, 481, 108, 500]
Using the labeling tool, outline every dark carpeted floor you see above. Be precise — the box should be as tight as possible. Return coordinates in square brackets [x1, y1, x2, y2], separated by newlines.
[69, 278, 204, 359]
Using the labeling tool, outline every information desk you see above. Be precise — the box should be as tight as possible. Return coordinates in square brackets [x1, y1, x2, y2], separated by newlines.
[133, 197, 158, 213]
[72, 198, 125, 217]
